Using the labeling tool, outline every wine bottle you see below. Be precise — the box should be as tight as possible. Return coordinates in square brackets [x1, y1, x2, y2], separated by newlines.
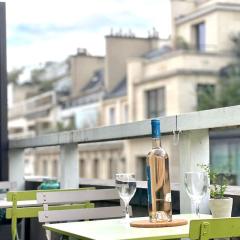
[146, 119, 172, 222]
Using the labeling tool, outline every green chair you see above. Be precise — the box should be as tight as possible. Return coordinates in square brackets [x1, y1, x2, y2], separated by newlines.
[6, 188, 94, 240]
[189, 217, 240, 240]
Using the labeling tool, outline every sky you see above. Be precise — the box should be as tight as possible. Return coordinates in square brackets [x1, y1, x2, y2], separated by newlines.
[4, 0, 171, 70]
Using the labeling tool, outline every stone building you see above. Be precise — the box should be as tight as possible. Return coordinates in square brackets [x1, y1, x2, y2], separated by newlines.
[8, 0, 240, 183]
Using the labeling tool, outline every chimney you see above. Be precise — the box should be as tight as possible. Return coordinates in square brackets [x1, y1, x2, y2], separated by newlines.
[70, 49, 104, 97]
[105, 33, 159, 92]
[77, 48, 88, 56]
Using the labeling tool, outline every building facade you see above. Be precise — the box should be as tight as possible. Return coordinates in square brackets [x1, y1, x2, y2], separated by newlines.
[8, 0, 240, 184]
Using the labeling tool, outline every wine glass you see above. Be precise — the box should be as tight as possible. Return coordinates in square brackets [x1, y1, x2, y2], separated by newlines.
[184, 172, 208, 217]
[115, 173, 136, 221]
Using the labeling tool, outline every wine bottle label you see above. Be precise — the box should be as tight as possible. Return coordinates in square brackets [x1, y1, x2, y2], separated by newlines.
[165, 193, 171, 203]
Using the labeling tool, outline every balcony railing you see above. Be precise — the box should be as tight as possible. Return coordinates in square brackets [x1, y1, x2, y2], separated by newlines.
[141, 49, 232, 84]
[9, 105, 240, 214]
[8, 91, 57, 120]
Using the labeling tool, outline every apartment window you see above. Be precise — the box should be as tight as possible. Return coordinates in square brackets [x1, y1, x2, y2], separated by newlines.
[43, 159, 48, 176]
[42, 122, 50, 129]
[211, 138, 240, 186]
[146, 87, 165, 118]
[109, 158, 113, 179]
[34, 159, 39, 175]
[119, 158, 126, 173]
[197, 84, 215, 108]
[93, 159, 99, 178]
[109, 158, 117, 179]
[136, 156, 147, 181]
[52, 159, 58, 177]
[79, 159, 85, 178]
[194, 22, 206, 52]
[123, 104, 128, 123]
[109, 107, 116, 125]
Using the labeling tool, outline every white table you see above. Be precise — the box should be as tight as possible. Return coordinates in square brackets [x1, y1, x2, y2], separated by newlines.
[44, 214, 212, 240]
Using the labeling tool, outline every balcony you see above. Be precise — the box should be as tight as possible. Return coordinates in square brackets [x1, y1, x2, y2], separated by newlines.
[141, 49, 232, 83]
[8, 91, 57, 120]
[9, 105, 240, 215]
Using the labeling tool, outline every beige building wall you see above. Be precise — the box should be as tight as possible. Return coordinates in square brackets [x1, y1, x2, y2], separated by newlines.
[171, 0, 196, 20]
[10, 84, 39, 104]
[125, 136, 180, 182]
[217, 10, 240, 51]
[198, 0, 240, 7]
[175, 2, 240, 52]
[127, 52, 232, 121]
[16, 0, 240, 184]
[170, 0, 197, 44]
[177, 74, 218, 113]
[102, 96, 128, 126]
[71, 54, 104, 96]
[176, 12, 219, 51]
[105, 36, 159, 92]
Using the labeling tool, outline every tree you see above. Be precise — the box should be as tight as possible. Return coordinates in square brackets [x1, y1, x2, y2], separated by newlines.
[197, 34, 240, 110]
[7, 67, 24, 84]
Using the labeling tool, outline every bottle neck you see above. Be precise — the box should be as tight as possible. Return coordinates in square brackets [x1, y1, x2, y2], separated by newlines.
[152, 138, 161, 148]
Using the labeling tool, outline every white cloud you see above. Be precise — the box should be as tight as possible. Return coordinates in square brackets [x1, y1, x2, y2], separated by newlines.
[4, 0, 171, 69]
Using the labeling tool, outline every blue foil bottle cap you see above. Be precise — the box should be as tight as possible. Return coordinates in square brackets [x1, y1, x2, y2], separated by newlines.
[151, 119, 161, 138]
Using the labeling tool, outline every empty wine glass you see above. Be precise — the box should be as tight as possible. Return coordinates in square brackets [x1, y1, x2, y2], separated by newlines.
[184, 172, 208, 217]
[115, 173, 136, 221]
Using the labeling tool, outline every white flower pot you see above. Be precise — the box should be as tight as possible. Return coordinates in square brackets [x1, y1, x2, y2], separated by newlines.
[209, 197, 233, 218]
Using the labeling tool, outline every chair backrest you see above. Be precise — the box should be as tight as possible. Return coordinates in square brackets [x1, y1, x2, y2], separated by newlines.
[37, 188, 129, 223]
[6, 188, 93, 240]
[189, 217, 240, 240]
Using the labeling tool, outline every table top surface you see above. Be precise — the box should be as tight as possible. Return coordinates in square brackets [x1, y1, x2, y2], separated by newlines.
[44, 214, 212, 240]
[0, 200, 38, 208]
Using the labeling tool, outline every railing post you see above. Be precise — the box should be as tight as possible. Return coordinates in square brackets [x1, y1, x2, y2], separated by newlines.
[179, 129, 210, 214]
[9, 149, 25, 190]
[60, 143, 79, 189]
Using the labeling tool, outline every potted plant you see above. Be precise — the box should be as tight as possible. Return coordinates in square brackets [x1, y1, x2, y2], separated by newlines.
[198, 164, 233, 218]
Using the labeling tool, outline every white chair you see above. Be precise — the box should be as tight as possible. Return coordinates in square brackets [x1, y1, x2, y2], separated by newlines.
[37, 188, 131, 239]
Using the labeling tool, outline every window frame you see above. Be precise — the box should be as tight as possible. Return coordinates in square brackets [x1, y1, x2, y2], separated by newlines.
[145, 87, 166, 118]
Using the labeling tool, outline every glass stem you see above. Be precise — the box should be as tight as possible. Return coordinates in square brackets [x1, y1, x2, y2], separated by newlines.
[195, 202, 200, 217]
[125, 206, 129, 219]
[124, 201, 130, 220]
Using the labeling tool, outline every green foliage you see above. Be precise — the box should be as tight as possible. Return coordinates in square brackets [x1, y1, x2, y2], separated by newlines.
[38, 80, 53, 93]
[198, 164, 228, 199]
[197, 85, 216, 110]
[56, 117, 76, 131]
[175, 36, 189, 50]
[231, 32, 240, 59]
[197, 33, 240, 110]
[8, 67, 24, 84]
